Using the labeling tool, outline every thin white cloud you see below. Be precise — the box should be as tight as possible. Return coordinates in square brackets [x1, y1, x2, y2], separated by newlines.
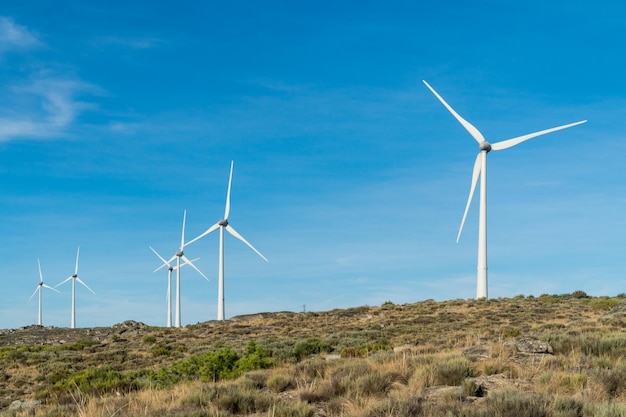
[0, 16, 41, 52]
[0, 77, 101, 141]
[94, 35, 166, 49]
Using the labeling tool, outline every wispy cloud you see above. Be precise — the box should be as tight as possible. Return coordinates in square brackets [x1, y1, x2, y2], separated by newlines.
[94, 35, 166, 49]
[0, 77, 101, 141]
[0, 16, 41, 53]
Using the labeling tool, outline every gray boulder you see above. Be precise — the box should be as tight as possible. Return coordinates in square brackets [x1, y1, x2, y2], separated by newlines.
[515, 337, 553, 354]
[9, 400, 41, 410]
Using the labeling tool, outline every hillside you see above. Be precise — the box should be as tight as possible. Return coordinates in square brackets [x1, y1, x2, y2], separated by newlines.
[1, 293, 626, 416]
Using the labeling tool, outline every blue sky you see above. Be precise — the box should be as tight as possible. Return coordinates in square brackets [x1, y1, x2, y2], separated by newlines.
[0, 1, 624, 328]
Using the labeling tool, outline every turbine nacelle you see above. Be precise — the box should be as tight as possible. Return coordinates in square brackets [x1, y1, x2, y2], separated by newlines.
[218, 219, 229, 226]
[175, 250, 184, 257]
[479, 141, 492, 152]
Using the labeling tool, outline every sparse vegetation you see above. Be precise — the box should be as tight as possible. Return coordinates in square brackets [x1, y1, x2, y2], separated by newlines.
[1, 294, 626, 416]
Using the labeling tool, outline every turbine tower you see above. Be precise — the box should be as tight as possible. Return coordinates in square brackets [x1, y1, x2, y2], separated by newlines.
[423, 80, 586, 299]
[186, 160, 268, 321]
[29, 259, 60, 326]
[55, 247, 95, 328]
[163, 210, 208, 327]
[150, 246, 203, 327]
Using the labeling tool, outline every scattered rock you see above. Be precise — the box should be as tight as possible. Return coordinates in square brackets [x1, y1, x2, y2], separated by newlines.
[322, 354, 341, 361]
[462, 345, 492, 360]
[8, 399, 41, 410]
[112, 320, 147, 329]
[515, 337, 553, 354]
[599, 302, 626, 324]
[393, 343, 416, 353]
[424, 385, 463, 401]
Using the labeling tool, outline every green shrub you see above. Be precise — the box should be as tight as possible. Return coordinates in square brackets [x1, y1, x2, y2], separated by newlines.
[595, 364, 626, 398]
[235, 340, 274, 373]
[355, 370, 403, 396]
[270, 401, 315, 417]
[215, 383, 273, 415]
[571, 290, 589, 299]
[588, 297, 622, 311]
[53, 366, 143, 395]
[293, 338, 331, 360]
[267, 374, 294, 393]
[553, 397, 584, 417]
[366, 396, 423, 417]
[483, 390, 550, 417]
[434, 358, 473, 386]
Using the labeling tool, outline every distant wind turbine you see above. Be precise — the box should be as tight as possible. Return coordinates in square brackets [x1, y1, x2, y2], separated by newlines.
[423, 80, 586, 299]
[163, 210, 208, 327]
[186, 160, 268, 321]
[150, 245, 203, 327]
[55, 247, 95, 328]
[29, 259, 60, 326]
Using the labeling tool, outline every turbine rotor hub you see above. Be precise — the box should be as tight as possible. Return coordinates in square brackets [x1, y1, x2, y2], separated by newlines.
[479, 141, 492, 152]
[72, 274, 78, 278]
[218, 219, 229, 226]
[176, 251, 183, 257]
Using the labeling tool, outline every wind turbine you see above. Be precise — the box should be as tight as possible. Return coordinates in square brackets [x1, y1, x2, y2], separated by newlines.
[55, 247, 95, 328]
[163, 210, 209, 328]
[149, 245, 204, 327]
[186, 160, 268, 321]
[423, 80, 586, 299]
[29, 259, 60, 326]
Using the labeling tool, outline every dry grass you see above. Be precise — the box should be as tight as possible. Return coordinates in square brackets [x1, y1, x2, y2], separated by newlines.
[1, 294, 626, 416]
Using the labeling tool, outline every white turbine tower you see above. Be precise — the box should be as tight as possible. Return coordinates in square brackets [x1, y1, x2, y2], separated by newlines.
[150, 245, 203, 327]
[55, 247, 95, 328]
[186, 160, 268, 321]
[423, 80, 586, 299]
[164, 210, 208, 328]
[29, 259, 60, 326]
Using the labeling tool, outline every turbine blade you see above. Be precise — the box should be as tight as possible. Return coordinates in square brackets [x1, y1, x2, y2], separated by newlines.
[185, 222, 220, 247]
[225, 160, 234, 220]
[29, 287, 39, 300]
[180, 210, 187, 250]
[225, 224, 269, 262]
[181, 255, 209, 281]
[457, 152, 483, 243]
[150, 246, 171, 267]
[423, 80, 486, 144]
[75, 277, 96, 295]
[55, 276, 73, 288]
[37, 259, 43, 283]
[42, 284, 60, 293]
[75, 247, 80, 275]
[491, 120, 587, 151]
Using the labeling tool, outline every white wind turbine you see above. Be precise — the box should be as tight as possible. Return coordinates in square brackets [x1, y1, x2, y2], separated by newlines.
[29, 259, 60, 326]
[55, 247, 95, 328]
[149, 245, 203, 327]
[186, 160, 268, 321]
[163, 210, 208, 327]
[423, 80, 586, 299]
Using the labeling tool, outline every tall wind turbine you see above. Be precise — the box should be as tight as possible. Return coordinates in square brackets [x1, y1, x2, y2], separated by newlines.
[423, 80, 586, 299]
[186, 161, 268, 321]
[29, 259, 60, 326]
[55, 247, 95, 328]
[150, 245, 203, 327]
[163, 210, 208, 327]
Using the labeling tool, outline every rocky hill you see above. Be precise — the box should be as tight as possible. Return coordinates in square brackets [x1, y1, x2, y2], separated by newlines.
[1, 294, 626, 416]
